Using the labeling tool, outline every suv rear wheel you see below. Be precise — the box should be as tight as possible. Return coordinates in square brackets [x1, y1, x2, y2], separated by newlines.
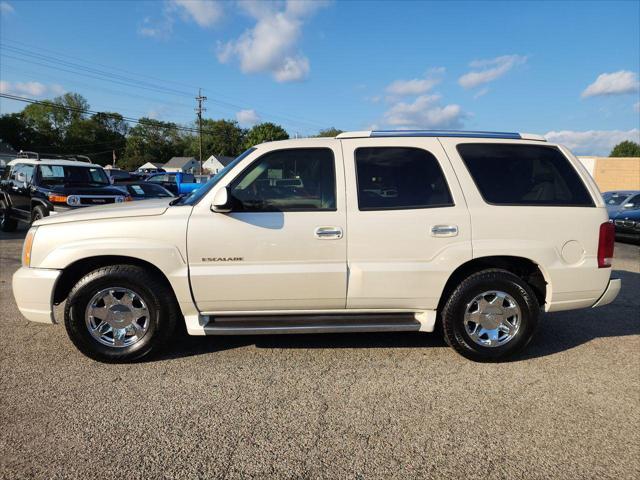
[0, 200, 18, 232]
[441, 269, 539, 361]
[64, 265, 178, 362]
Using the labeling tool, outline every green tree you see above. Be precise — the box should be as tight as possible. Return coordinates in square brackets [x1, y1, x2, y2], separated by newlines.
[244, 122, 289, 149]
[65, 113, 129, 165]
[610, 141, 640, 157]
[122, 117, 188, 170]
[316, 127, 343, 137]
[185, 119, 245, 158]
[0, 113, 41, 151]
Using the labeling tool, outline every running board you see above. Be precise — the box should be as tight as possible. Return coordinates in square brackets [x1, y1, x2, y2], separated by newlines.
[202, 313, 423, 335]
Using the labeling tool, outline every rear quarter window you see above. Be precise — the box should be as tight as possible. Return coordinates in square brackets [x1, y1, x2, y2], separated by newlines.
[457, 143, 594, 207]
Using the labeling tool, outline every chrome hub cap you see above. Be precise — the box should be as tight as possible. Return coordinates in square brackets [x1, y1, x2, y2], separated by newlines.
[85, 288, 150, 348]
[464, 290, 521, 348]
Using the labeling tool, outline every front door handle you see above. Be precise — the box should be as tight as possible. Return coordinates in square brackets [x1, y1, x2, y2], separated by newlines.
[431, 225, 458, 237]
[314, 226, 343, 239]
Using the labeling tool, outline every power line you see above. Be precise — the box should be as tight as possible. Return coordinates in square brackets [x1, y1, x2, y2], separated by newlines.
[0, 40, 327, 131]
[1, 92, 213, 136]
[1, 38, 203, 92]
[1, 60, 196, 114]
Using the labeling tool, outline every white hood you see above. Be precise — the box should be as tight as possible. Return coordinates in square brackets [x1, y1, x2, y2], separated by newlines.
[34, 198, 175, 226]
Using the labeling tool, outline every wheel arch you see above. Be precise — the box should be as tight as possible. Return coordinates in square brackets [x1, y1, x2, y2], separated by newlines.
[53, 255, 177, 305]
[31, 197, 51, 212]
[437, 255, 548, 312]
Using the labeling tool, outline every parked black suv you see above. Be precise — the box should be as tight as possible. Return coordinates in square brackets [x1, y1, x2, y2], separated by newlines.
[0, 153, 130, 231]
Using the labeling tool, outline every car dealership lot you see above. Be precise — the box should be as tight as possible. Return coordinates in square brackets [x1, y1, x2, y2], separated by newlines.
[0, 229, 638, 480]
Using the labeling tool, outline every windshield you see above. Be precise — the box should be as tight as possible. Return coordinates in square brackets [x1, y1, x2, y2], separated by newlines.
[175, 148, 256, 206]
[39, 164, 110, 186]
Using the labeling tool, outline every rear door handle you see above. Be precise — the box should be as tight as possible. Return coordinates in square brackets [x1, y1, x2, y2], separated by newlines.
[431, 225, 458, 237]
[314, 226, 343, 239]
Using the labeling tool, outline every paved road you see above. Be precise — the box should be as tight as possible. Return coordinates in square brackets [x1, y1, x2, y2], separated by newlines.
[1, 228, 638, 479]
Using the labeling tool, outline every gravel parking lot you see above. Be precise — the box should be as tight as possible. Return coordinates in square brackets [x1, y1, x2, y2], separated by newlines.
[0, 228, 638, 480]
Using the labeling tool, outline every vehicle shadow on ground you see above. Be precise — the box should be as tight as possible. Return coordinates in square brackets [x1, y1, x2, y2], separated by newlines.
[157, 269, 640, 362]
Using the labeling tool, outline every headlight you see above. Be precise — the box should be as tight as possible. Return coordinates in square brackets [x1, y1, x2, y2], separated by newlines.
[22, 227, 37, 267]
[66, 195, 80, 206]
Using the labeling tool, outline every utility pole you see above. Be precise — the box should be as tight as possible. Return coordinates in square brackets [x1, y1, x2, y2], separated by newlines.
[195, 88, 207, 174]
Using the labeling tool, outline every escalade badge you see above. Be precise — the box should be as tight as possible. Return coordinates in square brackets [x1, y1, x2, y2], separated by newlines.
[202, 257, 243, 262]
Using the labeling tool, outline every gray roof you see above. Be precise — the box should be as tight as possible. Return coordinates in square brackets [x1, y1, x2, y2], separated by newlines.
[164, 156, 197, 168]
[218, 156, 235, 166]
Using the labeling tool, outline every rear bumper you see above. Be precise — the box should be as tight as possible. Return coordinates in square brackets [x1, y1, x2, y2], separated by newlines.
[592, 278, 621, 308]
[12, 267, 61, 323]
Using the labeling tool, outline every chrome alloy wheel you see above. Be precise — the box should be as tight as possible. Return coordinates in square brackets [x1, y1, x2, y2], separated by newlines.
[85, 288, 150, 348]
[463, 290, 521, 348]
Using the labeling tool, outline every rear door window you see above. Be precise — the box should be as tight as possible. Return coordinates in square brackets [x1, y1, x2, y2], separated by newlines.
[355, 147, 453, 210]
[457, 144, 594, 206]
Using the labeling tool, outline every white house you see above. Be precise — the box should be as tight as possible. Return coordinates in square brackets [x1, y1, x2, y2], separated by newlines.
[137, 161, 165, 173]
[202, 154, 236, 174]
[163, 157, 200, 173]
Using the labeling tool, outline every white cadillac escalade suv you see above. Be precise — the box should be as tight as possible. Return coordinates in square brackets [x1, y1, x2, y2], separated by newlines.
[12, 130, 621, 362]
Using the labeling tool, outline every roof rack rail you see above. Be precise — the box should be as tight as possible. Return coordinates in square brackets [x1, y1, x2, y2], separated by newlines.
[371, 129, 522, 139]
[335, 130, 546, 141]
[64, 154, 92, 163]
[15, 151, 93, 163]
[17, 150, 40, 160]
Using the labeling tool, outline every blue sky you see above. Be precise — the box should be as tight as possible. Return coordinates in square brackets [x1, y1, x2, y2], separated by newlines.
[1, 0, 639, 154]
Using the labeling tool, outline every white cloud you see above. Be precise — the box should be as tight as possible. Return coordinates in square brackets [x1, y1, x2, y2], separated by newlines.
[217, 0, 329, 82]
[0, 2, 14, 14]
[0, 81, 65, 98]
[385, 67, 445, 96]
[138, 16, 173, 39]
[138, 0, 223, 39]
[582, 71, 640, 98]
[384, 94, 465, 129]
[236, 108, 260, 126]
[170, 0, 223, 28]
[544, 129, 640, 155]
[458, 54, 527, 89]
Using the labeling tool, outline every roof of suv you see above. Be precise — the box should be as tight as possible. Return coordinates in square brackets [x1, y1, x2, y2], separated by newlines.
[335, 130, 546, 141]
[7, 158, 102, 168]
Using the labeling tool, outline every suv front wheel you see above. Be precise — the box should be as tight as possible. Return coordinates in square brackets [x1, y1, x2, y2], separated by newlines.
[441, 269, 539, 361]
[64, 265, 179, 362]
[31, 205, 48, 223]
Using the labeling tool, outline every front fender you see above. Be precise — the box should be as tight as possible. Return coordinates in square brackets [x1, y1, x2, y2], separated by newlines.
[38, 238, 194, 306]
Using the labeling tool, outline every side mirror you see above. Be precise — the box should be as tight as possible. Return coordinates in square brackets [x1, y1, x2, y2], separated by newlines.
[211, 187, 232, 213]
[623, 203, 634, 209]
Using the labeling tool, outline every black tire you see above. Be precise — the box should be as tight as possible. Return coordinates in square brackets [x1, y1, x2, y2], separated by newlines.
[441, 269, 539, 362]
[0, 200, 18, 232]
[64, 265, 179, 362]
[31, 205, 48, 223]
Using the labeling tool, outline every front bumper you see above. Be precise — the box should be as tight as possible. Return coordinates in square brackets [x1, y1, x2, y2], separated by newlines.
[592, 278, 621, 308]
[12, 267, 61, 323]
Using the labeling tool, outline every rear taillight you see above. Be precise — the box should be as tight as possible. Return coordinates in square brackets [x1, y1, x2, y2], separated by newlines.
[597, 222, 615, 268]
